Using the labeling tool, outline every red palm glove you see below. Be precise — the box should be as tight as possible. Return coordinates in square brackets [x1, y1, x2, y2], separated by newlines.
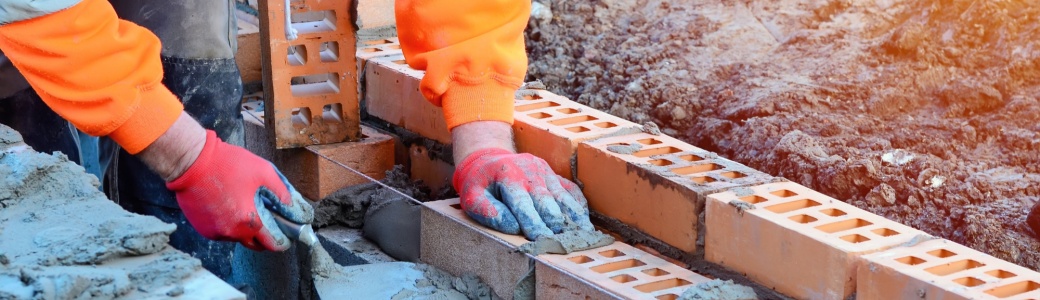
[166, 130, 314, 251]
[453, 148, 594, 240]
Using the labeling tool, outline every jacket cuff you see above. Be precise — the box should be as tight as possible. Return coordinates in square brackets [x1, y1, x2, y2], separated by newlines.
[108, 85, 184, 154]
[441, 81, 516, 130]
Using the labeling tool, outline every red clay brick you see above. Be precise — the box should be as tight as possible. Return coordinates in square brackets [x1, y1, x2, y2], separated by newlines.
[236, 11, 262, 83]
[859, 238, 1040, 300]
[363, 55, 451, 144]
[513, 89, 640, 179]
[242, 109, 394, 200]
[577, 132, 775, 253]
[705, 182, 925, 299]
[407, 144, 454, 192]
[258, 0, 360, 148]
[356, 38, 402, 64]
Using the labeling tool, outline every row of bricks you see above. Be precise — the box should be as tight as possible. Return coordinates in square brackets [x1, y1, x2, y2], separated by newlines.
[352, 38, 1040, 300]
[706, 181, 1040, 299]
[422, 198, 713, 299]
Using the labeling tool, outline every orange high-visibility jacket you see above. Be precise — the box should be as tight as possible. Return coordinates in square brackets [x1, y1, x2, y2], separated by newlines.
[0, 0, 528, 154]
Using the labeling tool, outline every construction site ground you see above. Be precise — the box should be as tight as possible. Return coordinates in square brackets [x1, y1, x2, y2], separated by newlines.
[526, 0, 1040, 270]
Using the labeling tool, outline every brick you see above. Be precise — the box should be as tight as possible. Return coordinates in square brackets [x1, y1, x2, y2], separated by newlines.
[705, 182, 925, 299]
[408, 144, 454, 192]
[538, 242, 711, 299]
[420, 199, 532, 299]
[577, 132, 775, 253]
[354, 0, 395, 29]
[513, 89, 640, 179]
[363, 55, 450, 144]
[243, 108, 395, 200]
[258, 0, 361, 148]
[421, 198, 713, 299]
[859, 239, 1040, 300]
[236, 10, 262, 83]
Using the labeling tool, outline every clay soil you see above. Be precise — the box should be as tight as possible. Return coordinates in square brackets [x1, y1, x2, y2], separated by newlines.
[527, 0, 1040, 269]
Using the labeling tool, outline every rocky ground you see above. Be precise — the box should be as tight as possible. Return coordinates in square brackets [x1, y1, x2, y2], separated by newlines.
[526, 0, 1040, 269]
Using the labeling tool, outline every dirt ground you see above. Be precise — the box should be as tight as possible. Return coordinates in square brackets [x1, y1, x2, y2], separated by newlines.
[526, 0, 1040, 269]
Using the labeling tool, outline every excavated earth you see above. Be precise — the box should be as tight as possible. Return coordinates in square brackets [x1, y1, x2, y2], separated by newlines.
[527, 0, 1040, 269]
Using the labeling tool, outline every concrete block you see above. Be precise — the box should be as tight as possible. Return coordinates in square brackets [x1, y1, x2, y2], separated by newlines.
[577, 132, 775, 253]
[243, 109, 395, 200]
[538, 242, 711, 300]
[513, 89, 640, 180]
[258, 0, 361, 148]
[363, 55, 451, 145]
[420, 199, 532, 299]
[859, 239, 1040, 300]
[705, 182, 925, 299]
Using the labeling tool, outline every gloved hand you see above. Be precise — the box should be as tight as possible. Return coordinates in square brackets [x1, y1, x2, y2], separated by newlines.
[166, 130, 314, 251]
[453, 148, 594, 240]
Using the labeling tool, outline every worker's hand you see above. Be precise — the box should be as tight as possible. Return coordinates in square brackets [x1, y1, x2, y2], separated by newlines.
[165, 130, 314, 251]
[453, 148, 594, 240]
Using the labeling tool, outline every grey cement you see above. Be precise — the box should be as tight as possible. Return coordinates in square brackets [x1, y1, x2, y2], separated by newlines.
[0, 125, 236, 299]
[678, 279, 758, 300]
[517, 230, 615, 255]
[606, 143, 642, 155]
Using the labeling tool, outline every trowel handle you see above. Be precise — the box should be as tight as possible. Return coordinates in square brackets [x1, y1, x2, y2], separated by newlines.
[271, 213, 319, 247]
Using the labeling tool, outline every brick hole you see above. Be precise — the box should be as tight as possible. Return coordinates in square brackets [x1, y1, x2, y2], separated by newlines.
[719, 171, 746, 179]
[556, 108, 579, 114]
[819, 208, 847, 217]
[449, 203, 461, 210]
[527, 112, 552, 119]
[599, 249, 626, 258]
[764, 199, 821, 214]
[290, 73, 340, 96]
[656, 294, 679, 300]
[647, 159, 673, 166]
[290, 107, 312, 128]
[871, 228, 900, 237]
[925, 259, 986, 276]
[671, 163, 722, 175]
[565, 126, 592, 133]
[594, 122, 617, 128]
[363, 39, 391, 45]
[839, 233, 871, 243]
[895, 256, 927, 265]
[985, 281, 1040, 298]
[770, 189, 798, 197]
[631, 147, 683, 158]
[633, 278, 693, 293]
[518, 94, 543, 100]
[987, 270, 1018, 279]
[678, 154, 703, 162]
[384, 44, 402, 50]
[359, 47, 382, 53]
[642, 268, 670, 276]
[549, 115, 598, 126]
[927, 249, 957, 258]
[789, 214, 818, 224]
[321, 103, 342, 123]
[953, 276, 986, 287]
[636, 138, 663, 145]
[515, 101, 559, 112]
[590, 259, 646, 273]
[740, 195, 768, 204]
[611, 274, 638, 283]
[392, 59, 407, 65]
[568, 255, 594, 264]
[287, 45, 307, 66]
[319, 41, 339, 62]
[815, 218, 873, 234]
[689, 177, 716, 184]
[290, 10, 337, 34]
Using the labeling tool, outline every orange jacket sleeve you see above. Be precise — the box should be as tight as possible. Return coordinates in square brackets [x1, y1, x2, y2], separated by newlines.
[0, 0, 184, 154]
[395, 0, 530, 130]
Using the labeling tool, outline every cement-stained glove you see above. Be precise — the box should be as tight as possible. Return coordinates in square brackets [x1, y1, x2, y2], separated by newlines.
[166, 130, 314, 251]
[453, 148, 594, 240]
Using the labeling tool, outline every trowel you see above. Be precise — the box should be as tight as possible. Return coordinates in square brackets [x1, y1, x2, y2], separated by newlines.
[271, 214, 351, 299]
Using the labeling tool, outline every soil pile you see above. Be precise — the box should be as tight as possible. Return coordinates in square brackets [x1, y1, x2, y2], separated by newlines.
[528, 0, 1040, 268]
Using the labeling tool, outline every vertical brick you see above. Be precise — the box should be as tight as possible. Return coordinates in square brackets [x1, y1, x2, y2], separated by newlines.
[421, 198, 714, 300]
[236, 10, 263, 83]
[705, 182, 925, 299]
[577, 133, 775, 253]
[259, 0, 360, 148]
[859, 239, 1040, 300]
[513, 89, 639, 179]
[363, 55, 452, 145]
[242, 108, 394, 200]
